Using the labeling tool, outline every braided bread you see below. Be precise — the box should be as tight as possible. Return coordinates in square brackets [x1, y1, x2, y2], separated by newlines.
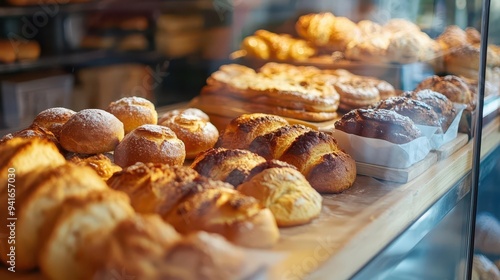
[215, 113, 356, 193]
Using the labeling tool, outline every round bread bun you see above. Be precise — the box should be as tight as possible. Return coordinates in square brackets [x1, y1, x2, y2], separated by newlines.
[32, 107, 76, 139]
[59, 109, 124, 154]
[107, 96, 158, 134]
[159, 108, 219, 159]
[237, 166, 322, 227]
[113, 124, 185, 168]
[67, 153, 122, 181]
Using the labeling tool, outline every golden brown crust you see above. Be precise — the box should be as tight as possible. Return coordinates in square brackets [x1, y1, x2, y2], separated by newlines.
[216, 113, 289, 149]
[113, 124, 185, 168]
[67, 153, 122, 181]
[305, 150, 357, 193]
[333, 76, 381, 110]
[59, 109, 125, 154]
[159, 108, 219, 159]
[39, 189, 135, 280]
[164, 187, 279, 248]
[205, 63, 340, 112]
[242, 29, 316, 61]
[107, 96, 158, 134]
[237, 167, 322, 227]
[403, 89, 457, 131]
[415, 75, 475, 110]
[107, 162, 230, 216]
[32, 107, 76, 139]
[335, 108, 422, 144]
[191, 147, 267, 187]
[157, 232, 245, 280]
[373, 96, 442, 128]
[87, 214, 182, 280]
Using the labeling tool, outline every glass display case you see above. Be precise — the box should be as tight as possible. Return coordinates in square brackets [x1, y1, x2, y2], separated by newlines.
[0, 1, 499, 279]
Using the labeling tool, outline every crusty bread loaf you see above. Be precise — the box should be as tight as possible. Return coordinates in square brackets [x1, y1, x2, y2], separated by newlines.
[32, 107, 76, 139]
[39, 189, 135, 280]
[107, 96, 158, 134]
[67, 153, 122, 181]
[0, 124, 60, 149]
[159, 108, 219, 159]
[114, 124, 185, 168]
[108, 162, 280, 248]
[335, 108, 422, 144]
[59, 109, 125, 154]
[165, 187, 279, 248]
[191, 147, 267, 187]
[402, 89, 457, 132]
[216, 113, 357, 193]
[3, 163, 108, 270]
[373, 96, 442, 129]
[237, 166, 322, 227]
[107, 162, 229, 215]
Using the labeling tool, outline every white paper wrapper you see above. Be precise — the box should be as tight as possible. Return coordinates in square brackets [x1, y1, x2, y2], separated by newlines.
[416, 103, 466, 149]
[331, 130, 432, 169]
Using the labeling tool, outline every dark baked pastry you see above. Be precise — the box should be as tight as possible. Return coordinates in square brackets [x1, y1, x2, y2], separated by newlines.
[334, 109, 422, 144]
[403, 89, 457, 131]
[373, 96, 441, 129]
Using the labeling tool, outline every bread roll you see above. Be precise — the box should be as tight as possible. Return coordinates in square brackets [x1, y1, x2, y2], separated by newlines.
[373, 96, 442, 129]
[191, 147, 267, 187]
[0, 138, 65, 193]
[165, 187, 279, 248]
[237, 166, 322, 227]
[415, 75, 475, 110]
[2, 163, 108, 270]
[159, 108, 219, 159]
[85, 214, 181, 280]
[334, 108, 422, 144]
[32, 107, 76, 139]
[114, 124, 185, 168]
[0, 40, 16, 63]
[106, 96, 158, 134]
[39, 189, 135, 280]
[17, 40, 41, 61]
[217, 113, 357, 193]
[108, 162, 279, 248]
[59, 109, 124, 154]
[67, 153, 122, 181]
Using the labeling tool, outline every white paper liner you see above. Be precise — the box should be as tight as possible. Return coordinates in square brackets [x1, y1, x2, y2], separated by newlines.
[331, 130, 432, 169]
[416, 103, 466, 149]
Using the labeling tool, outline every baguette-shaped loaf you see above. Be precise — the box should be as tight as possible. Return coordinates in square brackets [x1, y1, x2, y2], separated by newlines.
[108, 162, 280, 248]
[216, 113, 357, 193]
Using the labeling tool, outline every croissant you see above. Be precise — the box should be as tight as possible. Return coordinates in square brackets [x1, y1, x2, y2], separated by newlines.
[215, 113, 357, 193]
[241, 29, 316, 60]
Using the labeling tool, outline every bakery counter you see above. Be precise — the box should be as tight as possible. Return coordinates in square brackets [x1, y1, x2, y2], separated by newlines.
[155, 101, 500, 279]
